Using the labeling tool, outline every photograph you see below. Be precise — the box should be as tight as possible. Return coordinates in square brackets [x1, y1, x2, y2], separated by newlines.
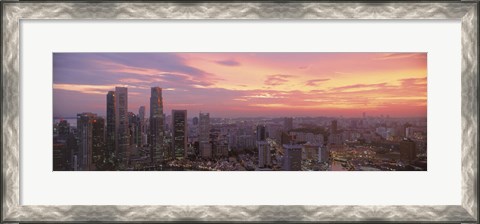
[52, 52, 427, 171]
[3, 2, 476, 223]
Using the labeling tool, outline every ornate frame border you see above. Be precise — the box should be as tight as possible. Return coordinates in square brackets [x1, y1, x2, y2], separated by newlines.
[1, 2, 478, 223]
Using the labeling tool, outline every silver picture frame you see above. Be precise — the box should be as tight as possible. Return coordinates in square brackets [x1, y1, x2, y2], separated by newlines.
[1, 2, 478, 223]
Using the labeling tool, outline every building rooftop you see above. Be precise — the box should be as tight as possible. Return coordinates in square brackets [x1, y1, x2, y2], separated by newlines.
[283, 144, 303, 149]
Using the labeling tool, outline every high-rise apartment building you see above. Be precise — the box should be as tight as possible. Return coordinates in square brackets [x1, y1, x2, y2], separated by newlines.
[53, 143, 67, 171]
[199, 112, 211, 158]
[77, 113, 96, 171]
[199, 113, 210, 142]
[257, 125, 270, 168]
[92, 117, 105, 169]
[256, 125, 267, 141]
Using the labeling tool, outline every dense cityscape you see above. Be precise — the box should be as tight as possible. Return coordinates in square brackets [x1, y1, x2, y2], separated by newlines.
[53, 86, 427, 171]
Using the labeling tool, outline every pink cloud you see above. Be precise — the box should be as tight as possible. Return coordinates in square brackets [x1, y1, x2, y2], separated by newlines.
[264, 74, 293, 86]
[305, 78, 330, 86]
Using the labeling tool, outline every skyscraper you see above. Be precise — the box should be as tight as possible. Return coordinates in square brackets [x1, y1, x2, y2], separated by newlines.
[92, 117, 105, 170]
[257, 125, 270, 168]
[77, 112, 96, 171]
[138, 106, 146, 146]
[150, 87, 164, 163]
[128, 112, 139, 146]
[53, 143, 67, 171]
[77, 113, 105, 171]
[256, 125, 266, 141]
[172, 110, 187, 159]
[106, 91, 115, 159]
[114, 87, 129, 160]
[65, 132, 77, 171]
[199, 113, 210, 142]
[199, 112, 211, 158]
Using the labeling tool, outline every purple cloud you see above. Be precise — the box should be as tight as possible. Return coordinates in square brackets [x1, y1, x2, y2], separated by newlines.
[215, 59, 240, 66]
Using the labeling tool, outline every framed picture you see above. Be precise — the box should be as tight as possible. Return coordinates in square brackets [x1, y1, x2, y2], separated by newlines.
[2, 1, 478, 223]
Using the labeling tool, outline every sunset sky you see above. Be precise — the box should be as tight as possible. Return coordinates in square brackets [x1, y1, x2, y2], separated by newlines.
[53, 53, 427, 118]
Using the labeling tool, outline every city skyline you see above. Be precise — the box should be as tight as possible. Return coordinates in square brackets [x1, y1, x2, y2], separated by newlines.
[53, 53, 427, 118]
[53, 53, 428, 171]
